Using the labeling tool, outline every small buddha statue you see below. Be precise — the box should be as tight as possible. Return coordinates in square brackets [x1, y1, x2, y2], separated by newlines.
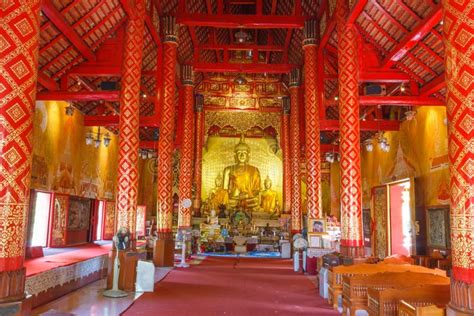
[208, 173, 229, 210]
[260, 176, 277, 213]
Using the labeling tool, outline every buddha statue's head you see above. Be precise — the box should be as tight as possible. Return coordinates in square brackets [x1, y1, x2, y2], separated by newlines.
[234, 135, 250, 165]
[264, 176, 272, 189]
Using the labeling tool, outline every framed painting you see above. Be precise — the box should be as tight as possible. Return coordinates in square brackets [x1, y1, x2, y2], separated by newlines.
[426, 206, 450, 249]
[68, 196, 91, 231]
[309, 218, 326, 233]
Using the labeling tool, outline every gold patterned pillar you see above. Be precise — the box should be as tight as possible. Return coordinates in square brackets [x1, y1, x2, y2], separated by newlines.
[193, 95, 204, 217]
[289, 69, 302, 233]
[0, 0, 40, 308]
[154, 17, 178, 267]
[443, 1, 474, 314]
[336, 0, 364, 258]
[303, 19, 322, 225]
[281, 99, 292, 213]
[178, 66, 194, 229]
[115, 0, 145, 239]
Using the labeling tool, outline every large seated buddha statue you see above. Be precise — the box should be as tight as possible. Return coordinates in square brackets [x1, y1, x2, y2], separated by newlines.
[223, 135, 262, 210]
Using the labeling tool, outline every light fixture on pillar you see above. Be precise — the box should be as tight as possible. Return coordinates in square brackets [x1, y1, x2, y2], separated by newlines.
[85, 132, 94, 146]
[65, 103, 75, 116]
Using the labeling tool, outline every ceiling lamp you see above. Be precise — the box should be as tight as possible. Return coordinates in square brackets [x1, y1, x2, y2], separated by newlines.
[235, 29, 248, 43]
[404, 109, 417, 121]
[364, 139, 374, 152]
[378, 134, 390, 152]
[65, 103, 75, 116]
[234, 75, 247, 85]
[85, 127, 111, 148]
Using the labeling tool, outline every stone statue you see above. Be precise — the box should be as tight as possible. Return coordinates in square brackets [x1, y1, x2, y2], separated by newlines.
[208, 173, 229, 211]
[260, 176, 277, 213]
[223, 135, 261, 210]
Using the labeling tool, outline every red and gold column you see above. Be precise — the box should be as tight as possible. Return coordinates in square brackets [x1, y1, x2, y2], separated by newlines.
[303, 19, 322, 224]
[336, 0, 364, 257]
[193, 95, 204, 216]
[281, 100, 292, 213]
[178, 66, 195, 229]
[115, 0, 145, 238]
[289, 69, 302, 233]
[443, 1, 474, 314]
[0, 0, 40, 306]
[154, 16, 179, 267]
[156, 16, 179, 237]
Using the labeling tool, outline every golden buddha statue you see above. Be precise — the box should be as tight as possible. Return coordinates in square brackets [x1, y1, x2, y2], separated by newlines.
[260, 176, 278, 213]
[223, 135, 262, 210]
[208, 173, 229, 210]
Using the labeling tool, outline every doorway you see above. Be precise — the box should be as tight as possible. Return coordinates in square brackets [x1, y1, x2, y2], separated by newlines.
[30, 191, 52, 247]
[91, 200, 105, 241]
[389, 180, 413, 256]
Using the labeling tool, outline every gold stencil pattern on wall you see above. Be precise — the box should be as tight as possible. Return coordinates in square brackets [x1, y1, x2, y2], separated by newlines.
[201, 136, 283, 208]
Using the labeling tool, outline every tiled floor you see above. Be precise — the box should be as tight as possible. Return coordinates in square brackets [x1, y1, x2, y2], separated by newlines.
[32, 267, 172, 316]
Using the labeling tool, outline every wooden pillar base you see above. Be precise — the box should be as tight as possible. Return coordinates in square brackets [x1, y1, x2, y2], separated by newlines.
[153, 233, 175, 267]
[447, 279, 474, 315]
[340, 245, 365, 259]
[0, 269, 26, 304]
[0, 295, 32, 316]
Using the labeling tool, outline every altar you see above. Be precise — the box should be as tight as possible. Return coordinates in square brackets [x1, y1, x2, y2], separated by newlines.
[194, 134, 289, 256]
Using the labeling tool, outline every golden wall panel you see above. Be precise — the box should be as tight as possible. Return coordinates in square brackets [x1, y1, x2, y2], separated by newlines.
[201, 136, 283, 209]
[31, 101, 118, 200]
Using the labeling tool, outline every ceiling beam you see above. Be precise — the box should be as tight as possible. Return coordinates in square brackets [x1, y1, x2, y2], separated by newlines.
[382, 5, 442, 69]
[420, 74, 446, 96]
[320, 119, 400, 131]
[41, 0, 96, 61]
[36, 91, 120, 102]
[84, 115, 160, 127]
[325, 95, 445, 107]
[192, 62, 297, 73]
[200, 44, 284, 52]
[37, 72, 60, 90]
[176, 14, 305, 29]
[325, 69, 411, 82]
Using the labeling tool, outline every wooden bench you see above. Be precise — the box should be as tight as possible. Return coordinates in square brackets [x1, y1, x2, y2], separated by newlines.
[367, 284, 450, 316]
[327, 263, 446, 309]
[398, 300, 445, 316]
[342, 271, 449, 316]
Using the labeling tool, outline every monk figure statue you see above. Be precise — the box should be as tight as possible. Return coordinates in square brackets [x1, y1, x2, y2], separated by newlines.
[208, 173, 229, 210]
[223, 135, 261, 210]
[260, 176, 278, 213]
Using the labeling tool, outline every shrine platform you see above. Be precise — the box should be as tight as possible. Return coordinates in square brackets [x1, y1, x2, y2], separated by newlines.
[25, 242, 112, 308]
[202, 251, 281, 258]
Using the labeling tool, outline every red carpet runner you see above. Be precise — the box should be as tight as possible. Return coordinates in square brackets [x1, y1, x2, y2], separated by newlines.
[124, 257, 338, 315]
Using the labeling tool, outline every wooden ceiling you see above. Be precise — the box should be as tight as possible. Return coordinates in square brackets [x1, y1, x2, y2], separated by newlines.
[35, 0, 445, 146]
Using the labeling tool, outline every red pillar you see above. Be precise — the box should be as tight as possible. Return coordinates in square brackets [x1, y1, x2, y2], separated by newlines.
[115, 0, 145, 238]
[443, 1, 474, 314]
[0, 0, 40, 309]
[336, 0, 364, 257]
[281, 100, 292, 213]
[156, 16, 178, 236]
[178, 66, 195, 229]
[303, 19, 322, 223]
[289, 69, 302, 233]
[193, 95, 204, 216]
